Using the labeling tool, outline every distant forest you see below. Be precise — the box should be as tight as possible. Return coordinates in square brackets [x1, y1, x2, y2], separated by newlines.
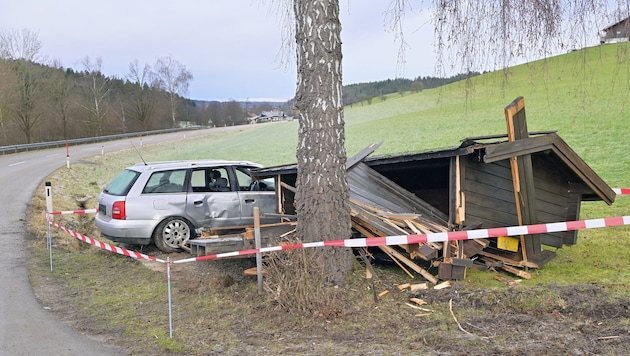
[0, 57, 476, 146]
[342, 73, 480, 106]
[0, 58, 293, 146]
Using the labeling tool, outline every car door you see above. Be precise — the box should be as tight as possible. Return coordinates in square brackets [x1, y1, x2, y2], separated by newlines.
[232, 165, 278, 226]
[185, 166, 242, 228]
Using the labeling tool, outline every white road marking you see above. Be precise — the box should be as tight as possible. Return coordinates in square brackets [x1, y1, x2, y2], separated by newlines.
[9, 161, 26, 167]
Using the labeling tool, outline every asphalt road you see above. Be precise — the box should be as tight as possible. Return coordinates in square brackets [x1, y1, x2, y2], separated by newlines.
[0, 128, 232, 355]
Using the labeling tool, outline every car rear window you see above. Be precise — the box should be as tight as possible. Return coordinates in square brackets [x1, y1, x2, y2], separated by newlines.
[103, 169, 141, 196]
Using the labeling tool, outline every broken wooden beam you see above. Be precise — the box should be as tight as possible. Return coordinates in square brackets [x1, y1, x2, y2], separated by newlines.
[381, 245, 438, 284]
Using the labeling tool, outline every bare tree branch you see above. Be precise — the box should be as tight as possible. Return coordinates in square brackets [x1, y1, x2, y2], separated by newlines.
[155, 55, 193, 127]
[0, 28, 42, 61]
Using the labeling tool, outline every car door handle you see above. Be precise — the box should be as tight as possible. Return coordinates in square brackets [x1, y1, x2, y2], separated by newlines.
[244, 199, 255, 204]
[193, 200, 204, 206]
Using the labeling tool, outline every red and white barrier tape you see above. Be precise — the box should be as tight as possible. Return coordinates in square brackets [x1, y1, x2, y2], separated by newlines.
[49, 208, 98, 215]
[48, 220, 165, 263]
[613, 188, 630, 195]
[47, 213, 630, 264]
[173, 215, 630, 264]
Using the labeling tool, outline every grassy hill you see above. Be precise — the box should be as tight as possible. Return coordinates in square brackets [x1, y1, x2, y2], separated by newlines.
[345, 43, 630, 173]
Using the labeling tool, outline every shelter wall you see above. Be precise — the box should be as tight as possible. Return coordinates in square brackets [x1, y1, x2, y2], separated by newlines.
[461, 153, 580, 248]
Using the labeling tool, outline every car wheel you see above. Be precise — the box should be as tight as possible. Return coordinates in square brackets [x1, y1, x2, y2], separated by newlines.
[153, 217, 193, 253]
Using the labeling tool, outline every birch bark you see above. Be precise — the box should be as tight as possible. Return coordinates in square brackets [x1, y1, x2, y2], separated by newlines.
[293, 0, 353, 285]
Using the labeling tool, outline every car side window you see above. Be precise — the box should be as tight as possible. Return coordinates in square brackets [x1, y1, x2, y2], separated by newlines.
[190, 167, 231, 192]
[235, 166, 275, 192]
[142, 169, 187, 194]
[190, 169, 209, 192]
[234, 167, 253, 191]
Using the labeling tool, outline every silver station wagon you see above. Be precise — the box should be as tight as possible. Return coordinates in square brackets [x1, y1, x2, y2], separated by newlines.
[95, 160, 278, 252]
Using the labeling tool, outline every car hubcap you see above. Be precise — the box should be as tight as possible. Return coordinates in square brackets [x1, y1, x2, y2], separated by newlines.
[163, 220, 190, 248]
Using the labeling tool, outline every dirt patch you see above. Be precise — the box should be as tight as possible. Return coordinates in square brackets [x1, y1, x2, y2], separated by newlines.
[131, 245, 258, 291]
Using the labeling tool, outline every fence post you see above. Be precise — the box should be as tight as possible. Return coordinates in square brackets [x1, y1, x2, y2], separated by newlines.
[45, 182, 53, 271]
[167, 257, 173, 339]
[254, 207, 263, 295]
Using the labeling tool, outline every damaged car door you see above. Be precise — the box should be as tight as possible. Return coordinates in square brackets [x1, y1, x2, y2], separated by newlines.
[186, 166, 242, 228]
[232, 165, 278, 226]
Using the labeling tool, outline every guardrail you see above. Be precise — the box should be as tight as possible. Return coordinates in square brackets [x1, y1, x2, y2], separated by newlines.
[0, 126, 205, 155]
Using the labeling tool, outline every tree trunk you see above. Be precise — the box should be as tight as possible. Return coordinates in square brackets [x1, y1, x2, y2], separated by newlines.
[170, 92, 177, 127]
[293, 0, 353, 285]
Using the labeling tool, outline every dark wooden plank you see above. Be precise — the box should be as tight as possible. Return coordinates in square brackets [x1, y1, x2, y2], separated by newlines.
[505, 97, 541, 261]
[463, 157, 520, 228]
[449, 156, 460, 226]
[465, 173, 515, 200]
[461, 130, 557, 143]
[483, 135, 555, 163]
[561, 192, 581, 245]
[346, 142, 383, 170]
[464, 199, 519, 227]
[465, 164, 516, 193]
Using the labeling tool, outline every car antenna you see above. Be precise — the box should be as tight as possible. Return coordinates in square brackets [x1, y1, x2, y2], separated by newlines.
[130, 140, 147, 165]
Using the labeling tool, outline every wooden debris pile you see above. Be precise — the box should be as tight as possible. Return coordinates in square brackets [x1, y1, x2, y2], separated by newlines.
[347, 161, 525, 283]
[347, 161, 447, 284]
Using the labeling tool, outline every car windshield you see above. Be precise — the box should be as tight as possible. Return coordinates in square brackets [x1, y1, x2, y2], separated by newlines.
[103, 169, 140, 196]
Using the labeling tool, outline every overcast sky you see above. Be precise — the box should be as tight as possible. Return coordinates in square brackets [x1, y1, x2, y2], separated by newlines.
[0, 1, 452, 102]
[0, 1, 612, 102]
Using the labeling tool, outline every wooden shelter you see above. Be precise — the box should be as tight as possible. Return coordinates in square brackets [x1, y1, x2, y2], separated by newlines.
[252, 97, 616, 279]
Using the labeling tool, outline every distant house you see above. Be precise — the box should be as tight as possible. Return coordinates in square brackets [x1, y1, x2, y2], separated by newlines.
[600, 16, 630, 43]
[250, 110, 293, 124]
[261, 110, 286, 120]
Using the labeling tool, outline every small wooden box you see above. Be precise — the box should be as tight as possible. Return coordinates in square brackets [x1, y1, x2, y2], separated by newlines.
[438, 262, 466, 280]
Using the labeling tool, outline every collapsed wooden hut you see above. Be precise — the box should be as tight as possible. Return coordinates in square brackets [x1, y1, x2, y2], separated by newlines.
[252, 97, 616, 280]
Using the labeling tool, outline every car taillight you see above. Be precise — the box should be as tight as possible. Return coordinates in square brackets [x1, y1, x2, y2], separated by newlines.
[112, 201, 126, 220]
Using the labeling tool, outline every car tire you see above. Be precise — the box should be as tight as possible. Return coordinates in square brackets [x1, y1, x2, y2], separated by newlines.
[153, 217, 194, 253]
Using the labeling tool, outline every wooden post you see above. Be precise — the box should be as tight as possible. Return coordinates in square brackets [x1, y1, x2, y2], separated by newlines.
[253, 207, 263, 295]
[504, 97, 542, 265]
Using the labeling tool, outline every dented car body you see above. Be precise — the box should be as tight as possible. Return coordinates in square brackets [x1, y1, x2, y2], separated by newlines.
[95, 160, 278, 252]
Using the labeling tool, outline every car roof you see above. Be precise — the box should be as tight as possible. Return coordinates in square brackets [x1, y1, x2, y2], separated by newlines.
[127, 160, 263, 172]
